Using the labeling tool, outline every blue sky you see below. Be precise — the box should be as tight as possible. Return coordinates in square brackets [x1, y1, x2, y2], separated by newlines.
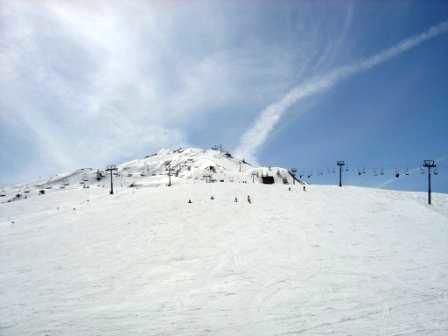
[1, 0, 447, 192]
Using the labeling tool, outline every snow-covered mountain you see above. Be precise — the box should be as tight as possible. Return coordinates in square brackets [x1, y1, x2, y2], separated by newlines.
[1, 148, 448, 335]
[0, 147, 298, 203]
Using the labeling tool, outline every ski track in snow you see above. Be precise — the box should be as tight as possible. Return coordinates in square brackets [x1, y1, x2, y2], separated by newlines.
[1, 183, 448, 335]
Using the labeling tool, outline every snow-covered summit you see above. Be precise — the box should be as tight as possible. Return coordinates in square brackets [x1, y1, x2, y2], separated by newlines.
[118, 147, 295, 186]
[1, 147, 299, 203]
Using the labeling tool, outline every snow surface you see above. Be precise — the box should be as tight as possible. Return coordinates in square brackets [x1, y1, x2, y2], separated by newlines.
[1, 180, 448, 335]
[1, 148, 447, 334]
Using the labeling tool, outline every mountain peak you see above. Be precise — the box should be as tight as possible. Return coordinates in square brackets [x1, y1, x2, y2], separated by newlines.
[1, 147, 299, 203]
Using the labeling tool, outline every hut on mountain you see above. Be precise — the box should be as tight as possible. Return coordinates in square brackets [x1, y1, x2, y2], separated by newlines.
[261, 175, 275, 184]
[252, 167, 292, 185]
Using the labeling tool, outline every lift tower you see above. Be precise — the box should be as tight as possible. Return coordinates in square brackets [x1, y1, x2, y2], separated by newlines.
[106, 165, 118, 195]
[337, 161, 345, 187]
[423, 160, 437, 205]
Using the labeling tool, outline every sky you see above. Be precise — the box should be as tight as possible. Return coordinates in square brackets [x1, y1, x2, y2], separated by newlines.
[1, 0, 448, 192]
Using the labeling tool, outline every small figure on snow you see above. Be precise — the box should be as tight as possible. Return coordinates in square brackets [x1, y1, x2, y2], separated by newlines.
[234, 197, 238, 203]
[247, 195, 252, 204]
[288, 187, 291, 191]
[187, 199, 192, 204]
[210, 195, 215, 200]
[303, 185, 306, 192]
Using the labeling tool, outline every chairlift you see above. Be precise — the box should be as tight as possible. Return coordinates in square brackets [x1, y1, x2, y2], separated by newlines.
[434, 168, 439, 175]
[357, 169, 362, 176]
[405, 169, 409, 176]
[374, 169, 378, 177]
[395, 168, 400, 178]
[307, 174, 312, 179]
[380, 169, 384, 176]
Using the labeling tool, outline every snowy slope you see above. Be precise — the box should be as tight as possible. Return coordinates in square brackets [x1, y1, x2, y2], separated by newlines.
[1, 181, 448, 335]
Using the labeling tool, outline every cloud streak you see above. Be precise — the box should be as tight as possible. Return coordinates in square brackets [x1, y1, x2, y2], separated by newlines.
[236, 20, 448, 161]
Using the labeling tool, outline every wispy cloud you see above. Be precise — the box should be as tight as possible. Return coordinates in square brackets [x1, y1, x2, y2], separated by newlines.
[235, 20, 448, 161]
[0, 0, 302, 181]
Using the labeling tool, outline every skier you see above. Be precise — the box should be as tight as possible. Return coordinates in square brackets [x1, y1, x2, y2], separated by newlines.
[234, 197, 238, 203]
[210, 195, 215, 200]
[303, 185, 306, 192]
[187, 199, 192, 204]
[247, 195, 252, 204]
